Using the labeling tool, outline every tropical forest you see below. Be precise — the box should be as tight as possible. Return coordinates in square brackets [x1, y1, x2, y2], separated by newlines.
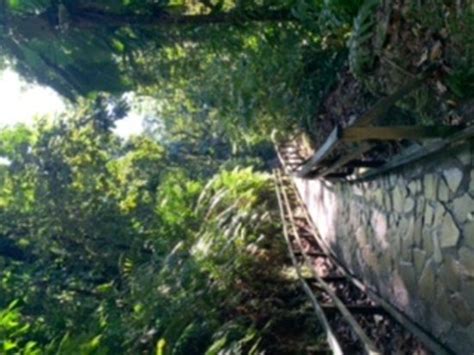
[0, 0, 473, 354]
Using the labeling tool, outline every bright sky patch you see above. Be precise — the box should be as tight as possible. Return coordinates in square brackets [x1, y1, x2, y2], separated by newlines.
[0, 69, 143, 138]
[0, 68, 66, 126]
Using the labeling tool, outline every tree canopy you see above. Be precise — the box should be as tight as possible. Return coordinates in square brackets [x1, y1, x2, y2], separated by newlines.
[0, 0, 295, 98]
[0, 0, 352, 139]
[0, 98, 302, 353]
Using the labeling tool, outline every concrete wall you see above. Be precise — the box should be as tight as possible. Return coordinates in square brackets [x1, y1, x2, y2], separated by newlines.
[293, 142, 474, 354]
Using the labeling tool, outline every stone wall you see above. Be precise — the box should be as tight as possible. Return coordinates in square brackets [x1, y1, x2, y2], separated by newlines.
[293, 142, 474, 354]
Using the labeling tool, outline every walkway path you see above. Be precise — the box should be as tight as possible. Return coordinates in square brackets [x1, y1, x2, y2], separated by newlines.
[293, 140, 474, 353]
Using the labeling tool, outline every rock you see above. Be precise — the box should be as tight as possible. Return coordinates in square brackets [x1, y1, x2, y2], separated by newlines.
[399, 261, 416, 294]
[452, 195, 474, 224]
[434, 202, 446, 222]
[438, 178, 450, 202]
[413, 217, 423, 246]
[401, 241, 413, 263]
[459, 247, 474, 278]
[393, 186, 406, 213]
[381, 176, 391, 189]
[435, 285, 453, 320]
[362, 246, 379, 272]
[433, 232, 444, 263]
[438, 256, 462, 291]
[439, 212, 460, 248]
[371, 211, 388, 249]
[389, 174, 398, 186]
[450, 293, 474, 326]
[429, 311, 453, 338]
[423, 226, 434, 255]
[404, 217, 415, 248]
[355, 226, 367, 246]
[353, 184, 364, 197]
[416, 197, 425, 215]
[398, 218, 409, 238]
[424, 174, 438, 200]
[464, 222, 474, 249]
[461, 281, 474, 310]
[404, 197, 415, 213]
[391, 272, 410, 309]
[383, 193, 392, 210]
[413, 249, 426, 276]
[424, 204, 434, 225]
[470, 171, 474, 193]
[374, 189, 384, 206]
[419, 260, 436, 301]
[380, 250, 393, 271]
[457, 147, 472, 165]
[408, 180, 421, 195]
[364, 189, 374, 202]
[393, 230, 402, 257]
[389, 214, 399, 228]
[446, 327, 474, 354]
[443, 167, 463, 193]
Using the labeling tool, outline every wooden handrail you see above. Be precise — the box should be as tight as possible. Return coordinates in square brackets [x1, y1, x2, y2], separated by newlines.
[287, 65, 447, 180]
[295, 126, 342, 177]
[317, 143, 372, 178]
[342, 126, 462, 141]
[354, 125, 474, 181]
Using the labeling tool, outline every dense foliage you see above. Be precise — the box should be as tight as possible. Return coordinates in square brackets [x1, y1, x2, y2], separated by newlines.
[0, 1, 369, 353]
[0, 99, 297, 353]
[0, 0, 361, 139]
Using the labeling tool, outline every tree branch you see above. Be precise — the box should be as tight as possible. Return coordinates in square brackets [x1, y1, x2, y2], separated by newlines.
[72, 8, 294, 29]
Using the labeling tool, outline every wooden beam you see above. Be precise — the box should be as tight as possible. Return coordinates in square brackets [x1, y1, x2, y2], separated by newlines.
[342, 126, 462, 141]
[320, 304, 386, 315]
[294, 251, 327, 258]
[324, 171, 354, 179]
[295, 126, 342, 178]
[355, 125, 474, 181]
[344, 160, 385, 168]
[318, 143, 372, 179]
[305, 275, 347, 283]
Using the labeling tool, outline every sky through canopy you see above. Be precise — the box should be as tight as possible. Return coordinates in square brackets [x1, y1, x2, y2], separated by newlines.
[0, 69, 143, 138]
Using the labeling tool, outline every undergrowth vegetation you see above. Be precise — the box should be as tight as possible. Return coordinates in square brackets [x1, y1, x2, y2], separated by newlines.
[347, 0, 474, 124]
[0, 99, 323, 354]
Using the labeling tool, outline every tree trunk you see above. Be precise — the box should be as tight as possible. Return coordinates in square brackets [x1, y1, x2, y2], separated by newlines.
[3, 7, 293, 42]
[72, 8, 294, 29]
